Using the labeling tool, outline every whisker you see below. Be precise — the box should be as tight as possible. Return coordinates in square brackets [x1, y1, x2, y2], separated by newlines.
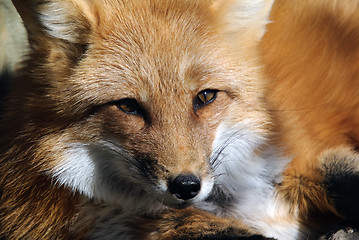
[96, 139, 147, 177]
[210, 129, 247, 172]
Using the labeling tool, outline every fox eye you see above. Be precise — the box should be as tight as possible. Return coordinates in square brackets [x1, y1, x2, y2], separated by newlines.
[114, 98, 145, 116]
[193, 89, 218, 110]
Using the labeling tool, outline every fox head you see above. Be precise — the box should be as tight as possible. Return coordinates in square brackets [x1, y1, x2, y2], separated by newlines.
[9, 0, 273, 211]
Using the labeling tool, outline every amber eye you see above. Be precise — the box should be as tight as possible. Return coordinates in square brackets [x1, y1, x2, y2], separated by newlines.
[114, 98, 145, 116]
[193, 89, 218, 111]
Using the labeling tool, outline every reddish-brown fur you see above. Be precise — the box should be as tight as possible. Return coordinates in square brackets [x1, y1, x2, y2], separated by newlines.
[1, 0, 267, 239]
[1, 0, 359, 239]
[262, 0, 359, 229]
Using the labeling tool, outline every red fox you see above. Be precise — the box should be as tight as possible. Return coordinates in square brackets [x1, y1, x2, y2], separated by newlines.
[1, 0, 359, 239]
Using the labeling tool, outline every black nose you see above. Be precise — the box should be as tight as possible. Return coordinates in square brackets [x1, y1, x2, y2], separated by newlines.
[168, 174, 201, 200]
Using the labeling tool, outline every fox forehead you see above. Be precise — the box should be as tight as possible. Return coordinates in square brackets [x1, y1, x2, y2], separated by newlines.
[70, 2, 234, 105]
[79, 49, 231, 104]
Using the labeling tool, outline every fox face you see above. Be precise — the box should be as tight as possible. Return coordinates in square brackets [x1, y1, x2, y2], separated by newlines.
[8, 0, 273, 212]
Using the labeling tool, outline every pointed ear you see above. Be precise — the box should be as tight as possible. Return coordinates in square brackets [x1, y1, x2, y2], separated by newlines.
[11, 0, 98, 45]
[212, 0, 274, 51]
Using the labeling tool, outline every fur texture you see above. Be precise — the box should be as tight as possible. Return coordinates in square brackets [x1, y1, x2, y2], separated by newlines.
[1, 0, 359, 239]
[261, 0, 359, 235]
[1, 0, 275, 239]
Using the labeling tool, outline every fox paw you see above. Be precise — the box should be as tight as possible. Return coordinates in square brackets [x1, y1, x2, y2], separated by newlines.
[151, 208, 272, 240]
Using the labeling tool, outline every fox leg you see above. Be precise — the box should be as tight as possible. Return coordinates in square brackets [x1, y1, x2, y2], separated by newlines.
[276, 147, 359, 235]
[150, 208, 272, 240]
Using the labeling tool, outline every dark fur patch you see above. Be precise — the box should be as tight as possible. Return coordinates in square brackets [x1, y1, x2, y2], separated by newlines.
[322, 151, 359, 226]
[0, 70, 10, 116]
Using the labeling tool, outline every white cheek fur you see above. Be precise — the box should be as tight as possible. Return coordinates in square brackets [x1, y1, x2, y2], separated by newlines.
[52, 145, 96, 198]
[199, 120, 302, 240]
[50, 142, 162, 213]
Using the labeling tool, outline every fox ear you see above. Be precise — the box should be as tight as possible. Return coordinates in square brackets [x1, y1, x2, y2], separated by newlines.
[212, 0, 274, 51]
[12, 0, 98, 44]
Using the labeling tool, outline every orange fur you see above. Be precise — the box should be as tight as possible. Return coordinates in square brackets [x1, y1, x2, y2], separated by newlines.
[1, 0, 270, 239]
[2, 0, 359, 239]
[262, 0, 359, 230]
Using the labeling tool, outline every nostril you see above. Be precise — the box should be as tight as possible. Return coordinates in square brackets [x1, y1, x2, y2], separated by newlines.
[168, 174, 201, 200]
